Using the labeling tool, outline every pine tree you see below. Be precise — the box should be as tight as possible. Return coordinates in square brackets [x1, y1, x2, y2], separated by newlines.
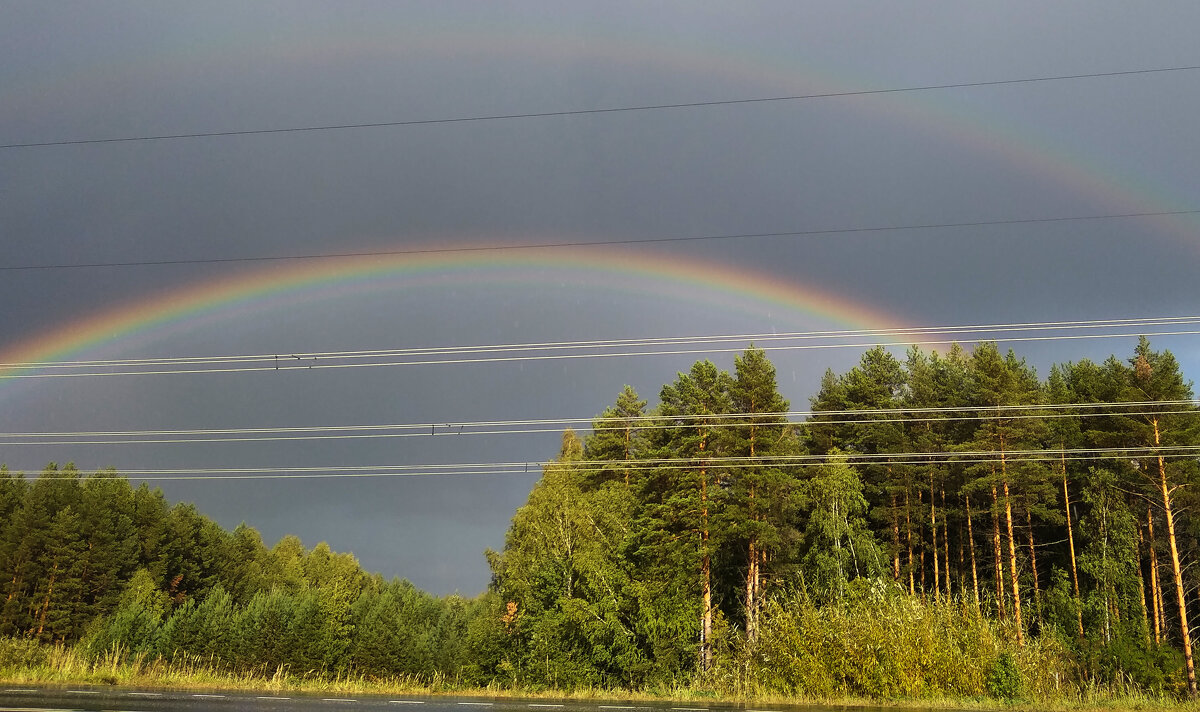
[846, 347, 907, 588]
[906, 347, 947, 600]
[87, 568, 167, 659]
[0, 469, 32, 637]
[302, 542, 366, 671]
[130, 483, 169, 580]
[223, 524, 270, 602]
[2, 465, 82, 637]
[726, 346, 793, 643]
[807, 368, 849, 455]
[1122, 337, 1198, 696]
[234, 589, 297, 672]
[639, 361, 732, 672]
[32, 505, 87, 641]
[350, 582, 428, 676]
[1047, 364, 1085, 639]
[78, 473, 139, 625]
[159, 583, 236, 665]
[264, 535, 308, 594]
[583, 386, 648, 488]
[159, 503, 227, 607]
[969, 344, 1041, 644]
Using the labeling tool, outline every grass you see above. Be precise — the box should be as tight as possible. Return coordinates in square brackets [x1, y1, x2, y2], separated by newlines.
[0, 638, 1194, 711]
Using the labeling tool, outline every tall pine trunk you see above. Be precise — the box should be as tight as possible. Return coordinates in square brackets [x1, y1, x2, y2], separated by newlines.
[1000, 435, 1024, 645]
[745, 536, 756, 642]
[906, 487, 915, 595]
[699, 434, 712, 671]
[745, 425, 758, 644]
[919, 490, 926, 596]
[992, 482, 1006, 620]
[1148, 508, 1163, 644]
[966, 494, 980, 607]
[34, 563, 57, 639]
[1149, 507, 1165, 643]
[4, 570, 18, 604]
[957, 518, 966, 598]
[1155, 418, 1196, 696]
[930, 468, 939, 600]
[1062, 450, 1084, 639]
[700, 471, 712, 671]
[1025, 506, 1042, 629]
[891, 490, 901, 581]
[1136, 530, 1152, 645]
[942, 486, 952, 599]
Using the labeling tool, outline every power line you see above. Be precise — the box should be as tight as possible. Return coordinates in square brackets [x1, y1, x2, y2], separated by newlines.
[7, 314, 1197, 370]
[10, 445, 1199, 482]
[4, 64, 1197, 151]
[0, 411, 1192, 446]
[15, 446, 1200, 475]
[0, 400, 1194, 447]
[4, 326, 1199, 379]
[4, 315, 1198, 373]
[2, 209, 1198, 273]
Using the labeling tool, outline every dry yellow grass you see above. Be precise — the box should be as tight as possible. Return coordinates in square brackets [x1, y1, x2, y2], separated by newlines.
[1, 639, 1194, 710]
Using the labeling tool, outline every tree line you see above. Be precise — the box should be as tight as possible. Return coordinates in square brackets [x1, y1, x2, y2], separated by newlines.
[481, 337, 1200, 694]
[2, 337, 1198, 698]
[0, 470, 476, 679]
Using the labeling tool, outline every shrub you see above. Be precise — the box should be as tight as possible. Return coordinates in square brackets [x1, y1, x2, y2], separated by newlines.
[0, 636, 51, 670]
[987, 651, 1022, 699]
[721, 578, 1075, 700]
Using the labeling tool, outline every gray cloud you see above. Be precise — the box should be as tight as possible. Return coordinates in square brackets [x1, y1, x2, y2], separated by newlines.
[2, 1, 1198, 593]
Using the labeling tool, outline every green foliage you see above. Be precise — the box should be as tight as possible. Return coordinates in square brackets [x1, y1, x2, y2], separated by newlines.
[986, 651, 1022, 699]
[744, 581, 994, 697]
[460, 592, 512, 684]
[725, 580, 1069, 700]
[6, 342, 1200, 702]
[1078, 468, 1143, 643]
[1079, 634, 1186, 696]
[583, 385, 648, 488]
[84, 569, 166, 658]
[158, 584, 237, 664]
[488, 429, 651, 687]
[0, 635, 50, 669]
[797, 450, 883, 602]
[348, 578, 466, 678]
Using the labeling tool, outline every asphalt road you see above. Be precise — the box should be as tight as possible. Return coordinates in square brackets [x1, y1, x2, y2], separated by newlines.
[0, 687, 833, 712]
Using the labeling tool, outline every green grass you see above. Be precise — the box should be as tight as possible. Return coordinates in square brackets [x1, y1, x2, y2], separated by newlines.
[0, 637, 1192, 710]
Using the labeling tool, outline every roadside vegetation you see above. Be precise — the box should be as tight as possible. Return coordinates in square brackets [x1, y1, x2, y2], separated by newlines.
[3, 338, 1199, 707]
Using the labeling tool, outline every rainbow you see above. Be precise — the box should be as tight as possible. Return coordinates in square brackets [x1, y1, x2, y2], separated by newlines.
[8, 22, 1198, 249]
[0, 245, 906, 382]
[4, 18, 1196, 381]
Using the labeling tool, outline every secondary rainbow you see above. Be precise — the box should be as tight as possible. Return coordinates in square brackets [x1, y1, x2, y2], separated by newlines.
[8, 23, 1198, 250]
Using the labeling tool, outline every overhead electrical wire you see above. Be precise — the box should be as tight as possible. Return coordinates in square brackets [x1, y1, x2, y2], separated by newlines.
[7, 314, 1197, 370]
[1, 209, 1198, 273]
[4, 64, 1197, 151]
[1, 400, 1196, 447]
[3, 328, 1198, 378]
[4, 64, 1197, 484]
[13, 445, 1200, 482]
[2, 315, 1198, 379]
[95, 446, 1200, 472]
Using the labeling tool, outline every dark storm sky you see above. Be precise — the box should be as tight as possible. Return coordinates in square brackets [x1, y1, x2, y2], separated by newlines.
[2, 2, 1198, 594]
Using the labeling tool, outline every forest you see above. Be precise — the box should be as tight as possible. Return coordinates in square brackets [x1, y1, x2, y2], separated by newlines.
[2, 336, 1199, 703]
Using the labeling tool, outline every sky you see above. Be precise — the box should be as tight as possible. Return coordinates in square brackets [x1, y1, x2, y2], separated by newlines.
[1, 2, 1198, 595]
